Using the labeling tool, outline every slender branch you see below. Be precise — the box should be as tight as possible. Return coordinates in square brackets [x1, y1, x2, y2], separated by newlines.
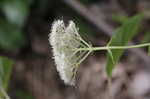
[76, 43, 150, 51]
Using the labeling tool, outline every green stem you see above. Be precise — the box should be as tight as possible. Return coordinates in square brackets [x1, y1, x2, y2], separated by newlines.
[76, 43, 150, 51]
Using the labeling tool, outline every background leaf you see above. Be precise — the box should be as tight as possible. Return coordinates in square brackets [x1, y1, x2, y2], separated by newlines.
[0, 56, 13, 98]
[106, 14, 143, 77]
[107, 48, 114, 64]
[112, 14, 129, 24]
[148, 45, 150, 56]
[142, 31, 150, 43]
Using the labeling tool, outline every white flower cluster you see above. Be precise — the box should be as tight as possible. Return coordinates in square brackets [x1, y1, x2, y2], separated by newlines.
[49, 20, 91, 85]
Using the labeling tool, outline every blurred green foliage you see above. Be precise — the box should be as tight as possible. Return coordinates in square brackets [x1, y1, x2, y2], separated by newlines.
[142, 31, 150, 56]
[0, 56, 13, 99]
[142, 31, 150, 43]
[112, 14, 129, 24]
[2, 0, 29, 26]
[0, 20, 25, 50]
[0, 0, 30, 50]
[0, 57, 13, 90]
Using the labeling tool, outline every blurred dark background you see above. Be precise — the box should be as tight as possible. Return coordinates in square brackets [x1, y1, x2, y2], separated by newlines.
[0, 0, 150, 99]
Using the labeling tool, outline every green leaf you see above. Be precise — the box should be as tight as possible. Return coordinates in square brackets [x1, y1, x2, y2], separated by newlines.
[0, 56, 13, 90]
[107, 48, 114, 64]
[0, 56, 13, 98]
[106, 14, 143, 77]
[112, 14, 129, 24]
[148, 46, 150, 56]
[142, 31, 150, 43]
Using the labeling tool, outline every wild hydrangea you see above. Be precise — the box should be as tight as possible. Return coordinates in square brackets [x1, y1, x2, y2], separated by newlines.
[49, 20, 92, 85]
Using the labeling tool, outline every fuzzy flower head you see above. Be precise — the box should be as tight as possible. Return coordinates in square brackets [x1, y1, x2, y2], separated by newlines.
[49, 20, 91, 85]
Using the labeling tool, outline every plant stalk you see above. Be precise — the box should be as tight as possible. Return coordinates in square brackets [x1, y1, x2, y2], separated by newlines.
[76, 43, 150, 51]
